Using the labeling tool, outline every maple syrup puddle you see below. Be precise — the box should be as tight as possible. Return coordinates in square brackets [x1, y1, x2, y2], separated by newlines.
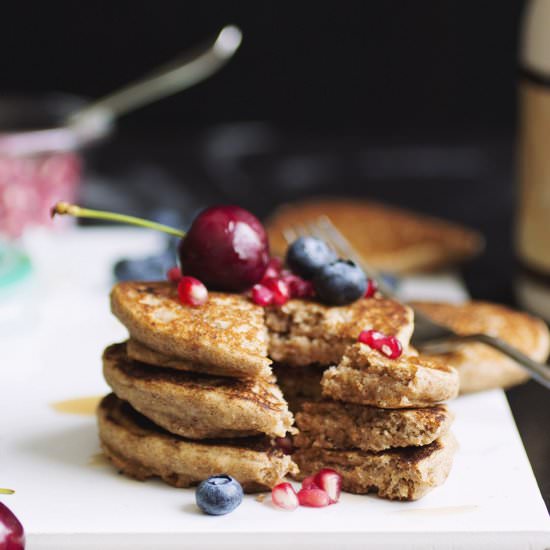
[51, 396, 103, 416]
[88, 452, 109, 467]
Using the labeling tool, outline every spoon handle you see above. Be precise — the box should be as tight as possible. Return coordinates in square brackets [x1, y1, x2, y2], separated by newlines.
[69, 25, 242, 123]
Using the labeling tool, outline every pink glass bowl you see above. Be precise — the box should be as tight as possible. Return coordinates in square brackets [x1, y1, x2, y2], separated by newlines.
[0, 95, 111, 238]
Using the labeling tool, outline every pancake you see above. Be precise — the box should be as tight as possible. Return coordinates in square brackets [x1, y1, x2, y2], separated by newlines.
[97, 394, 298, 493]
[266, 296, 414, 367]
[322, 343, 459, 408]
[103, 343, 293, 439]
[294, 401, 454, 452]
[292, 432, 458, 501]
[110, 281, 272, 378]
[411, 301, 550, 393]
[273, 364, 326, 411]
[266, 198, 483, 274]
[126, 338, 270, 380]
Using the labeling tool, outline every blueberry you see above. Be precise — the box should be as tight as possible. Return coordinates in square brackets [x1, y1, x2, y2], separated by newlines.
[195, 475, 243, 516]
[286, 237, 337, 279]
[113, 243, 177, 281]
[313, 260, 367, 305]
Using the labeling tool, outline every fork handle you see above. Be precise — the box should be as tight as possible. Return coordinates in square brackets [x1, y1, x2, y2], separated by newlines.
[449, 333, 550, 389]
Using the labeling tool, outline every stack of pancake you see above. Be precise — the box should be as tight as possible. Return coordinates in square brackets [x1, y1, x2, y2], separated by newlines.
[97, 281, 297, 493]
[96, 280, 501, 501]
[268, 298, 460, 501]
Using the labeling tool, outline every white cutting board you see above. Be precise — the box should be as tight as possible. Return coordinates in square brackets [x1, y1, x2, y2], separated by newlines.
[1, 228, 549, 550]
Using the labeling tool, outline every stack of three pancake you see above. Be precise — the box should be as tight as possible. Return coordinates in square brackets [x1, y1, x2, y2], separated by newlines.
[268, 301, 460, 501]
[97, 282, 297, 493]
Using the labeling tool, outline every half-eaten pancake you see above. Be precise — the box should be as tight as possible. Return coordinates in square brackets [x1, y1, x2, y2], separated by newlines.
[273, 364, 326, 411]
[110, 281, 271, 378]
[103, 343, 293, 439]
[97, 394, 298, 493]
[292, 432, 458, 501]
[266, 296, 414, 367]
[411, 301, 550, 393]
[294, 401, 453, 452]
[322, 343, 459, 408]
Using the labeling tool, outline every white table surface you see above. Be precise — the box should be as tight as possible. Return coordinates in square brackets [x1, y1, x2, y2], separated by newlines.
[1, 228, 549, 549]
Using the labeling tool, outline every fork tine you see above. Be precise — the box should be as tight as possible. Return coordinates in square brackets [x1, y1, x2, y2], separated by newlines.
[312, 216, 396, 298]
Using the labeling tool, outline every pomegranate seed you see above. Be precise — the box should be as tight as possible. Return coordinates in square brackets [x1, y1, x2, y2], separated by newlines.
[364, 278, 378, 298]
[272, 482, 299, 510]
[167, 266, 182, 283]
[358, 329, 403, 359]
[358, 329, 385, 347]
[275, 436, 294, 455]
[313, 469, 342, 504]
[177, 276, 208, 307]
[263, 277, 290, 306]
[380, 336, 403, 359]
[301, 475, 319, 490]
[251, 284, 274, 306]
[297, 487, 330, 508]
[263, 257, 283, 281]
[282, 273, 315, 299]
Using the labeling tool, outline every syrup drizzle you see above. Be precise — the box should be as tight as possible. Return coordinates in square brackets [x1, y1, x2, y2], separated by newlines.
[50, 396, 102, 416]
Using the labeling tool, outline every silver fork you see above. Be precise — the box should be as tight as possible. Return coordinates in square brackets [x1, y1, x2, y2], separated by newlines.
[283, 215, 550, 390]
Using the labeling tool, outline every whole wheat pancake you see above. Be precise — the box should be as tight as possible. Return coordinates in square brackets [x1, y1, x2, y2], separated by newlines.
[411, 301, 550, 393]
[273, 364, 326, 411]
[322, 343, 459, 408]
[126, 338, 269, 379]
[266, 198, 483, 274]
[294, 401, 454, 452]
[292, 432, 458, 501]
[103, 343, 293, 439]
[111, 281, 271, 378]
[266, 296, 414, 367]
[97, 394, 298, 493]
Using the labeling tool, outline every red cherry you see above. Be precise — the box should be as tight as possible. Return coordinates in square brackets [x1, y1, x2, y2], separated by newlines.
[0, 501, 25, 550]
[177, 276, 208, 307]
[178, 205, 270, 292]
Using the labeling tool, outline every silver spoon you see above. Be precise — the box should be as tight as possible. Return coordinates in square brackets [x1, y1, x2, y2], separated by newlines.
[66, 25, 242, 135]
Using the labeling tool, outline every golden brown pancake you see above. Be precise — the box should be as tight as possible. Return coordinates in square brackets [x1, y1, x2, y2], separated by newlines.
[97, 394, 298, 493]
[126, 338, 271, 380]
[266, 296, 414, 367]
[103, 343, 293, 439]
[293, 432, 458, 501]
[110, 282, 272, 378]
[322, 343, 459, 408]
[266, 198, 483, 274]
[294, 401, 454, 452]
[411, 301, 550, 393]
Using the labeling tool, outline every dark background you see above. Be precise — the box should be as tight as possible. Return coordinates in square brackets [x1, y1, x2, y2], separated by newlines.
[4, 0, 549, 509]
[0, 1, 523, 132]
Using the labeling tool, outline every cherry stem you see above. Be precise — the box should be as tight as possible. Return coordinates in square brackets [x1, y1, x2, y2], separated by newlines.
[0, 488, 14, 494]
[51, 202, 186, 238]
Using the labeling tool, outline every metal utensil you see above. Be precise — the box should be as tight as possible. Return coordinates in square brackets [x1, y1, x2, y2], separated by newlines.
[66, 25, 242, 131]
[283, 216, 550, 389]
